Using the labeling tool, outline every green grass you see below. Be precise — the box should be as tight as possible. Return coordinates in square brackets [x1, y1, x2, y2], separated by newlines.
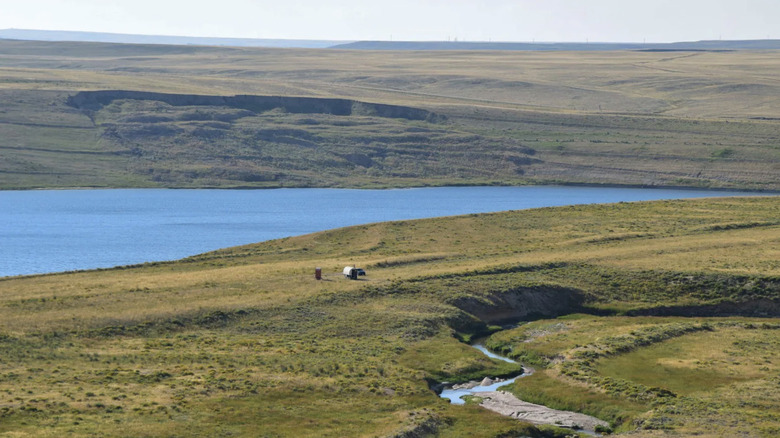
[595, 327, 772, 395]
[491, 317, 780, 436]
[1, 37, 779, 435]
[0, 197, 778, 436]
[505, 371, 647, 430]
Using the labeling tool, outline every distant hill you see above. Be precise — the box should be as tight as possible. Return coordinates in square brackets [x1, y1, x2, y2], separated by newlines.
[0, 38, 778, 191]
[4, 29, 780, 52]
[0, 28, 350, 49]
[331, 39, 780, 51]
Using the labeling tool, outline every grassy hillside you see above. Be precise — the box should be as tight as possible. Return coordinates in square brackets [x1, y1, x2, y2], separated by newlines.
[0, 40, 778, 190]
[0, 197, 778, 436]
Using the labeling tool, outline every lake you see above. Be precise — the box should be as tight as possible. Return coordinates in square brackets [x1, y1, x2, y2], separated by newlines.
[0, 186, 768, 277]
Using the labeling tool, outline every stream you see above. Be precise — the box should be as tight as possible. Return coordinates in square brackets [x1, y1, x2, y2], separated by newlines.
[438, 344, 526, 405]
[438, 342, 609, 435]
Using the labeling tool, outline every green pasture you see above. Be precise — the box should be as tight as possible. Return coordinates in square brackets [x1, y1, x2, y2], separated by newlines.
[0, 197, 778, 436]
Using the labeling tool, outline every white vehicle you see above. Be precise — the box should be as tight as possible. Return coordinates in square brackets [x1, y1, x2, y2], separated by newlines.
[343, 266, 360, 279]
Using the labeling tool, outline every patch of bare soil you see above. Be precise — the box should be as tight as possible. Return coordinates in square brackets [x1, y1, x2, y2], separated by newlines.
[478, 391, 609, 432]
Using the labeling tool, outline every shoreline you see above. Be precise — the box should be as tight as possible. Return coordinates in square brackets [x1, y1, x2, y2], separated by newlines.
[3, 181, 779, 194]
[2, 187, 777, 279]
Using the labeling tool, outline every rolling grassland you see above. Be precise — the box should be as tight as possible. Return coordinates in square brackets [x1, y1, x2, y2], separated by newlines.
[0, 40, 778, 190]
[0, 197, 778, 436]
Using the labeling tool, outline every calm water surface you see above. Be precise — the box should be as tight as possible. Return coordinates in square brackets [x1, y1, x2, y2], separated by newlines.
[0, 186, 766, 277]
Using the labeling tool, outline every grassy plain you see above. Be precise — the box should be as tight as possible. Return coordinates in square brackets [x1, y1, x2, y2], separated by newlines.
[0, 40, 778, 189]
[0, 197, 778, 436]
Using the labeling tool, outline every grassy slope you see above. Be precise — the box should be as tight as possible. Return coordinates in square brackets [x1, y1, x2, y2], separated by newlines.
[486, 316, 780, 436]
[0, 40, 778, 190]
[0, 197, 778, 437]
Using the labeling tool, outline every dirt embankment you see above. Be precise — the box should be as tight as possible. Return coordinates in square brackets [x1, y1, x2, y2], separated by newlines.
[448, 286, 585, 325]
[67, 90, 442, 122]
[387, 412, 445, 438]
[626, 298, 780, 318]
[447, 283, 780, 327]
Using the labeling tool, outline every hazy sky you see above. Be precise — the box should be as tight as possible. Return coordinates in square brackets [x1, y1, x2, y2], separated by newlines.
[1, 0, 778, 42]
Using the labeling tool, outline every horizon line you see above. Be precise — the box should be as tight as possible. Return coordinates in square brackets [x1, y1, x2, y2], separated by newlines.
[2, 28, 778, 46]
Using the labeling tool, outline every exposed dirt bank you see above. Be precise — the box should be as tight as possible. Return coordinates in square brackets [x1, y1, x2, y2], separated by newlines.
[448, 286, 585, 325]
[67, 90, 442, 122]
[436, 340, 609, 434]
[626, 298, 780, 318]
[478, 391, 609, 432]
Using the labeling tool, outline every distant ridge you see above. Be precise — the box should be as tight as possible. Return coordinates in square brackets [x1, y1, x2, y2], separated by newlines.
[330, 39, 780, 51]
[0, 28, 350, 49]
[4, 29, 780, 52]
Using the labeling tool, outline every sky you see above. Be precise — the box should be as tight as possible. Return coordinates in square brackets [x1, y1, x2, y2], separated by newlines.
[1, 0, 778, 43]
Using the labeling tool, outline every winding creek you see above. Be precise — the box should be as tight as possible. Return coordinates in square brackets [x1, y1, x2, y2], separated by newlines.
[438, 342, 609, 435]
[439, 344, 524, 405]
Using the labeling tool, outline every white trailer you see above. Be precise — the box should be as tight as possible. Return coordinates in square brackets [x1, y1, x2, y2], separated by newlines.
[343, 266, 358, 279]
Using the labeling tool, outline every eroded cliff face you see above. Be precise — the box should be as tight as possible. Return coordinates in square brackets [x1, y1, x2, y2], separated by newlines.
[448, 286, 585, 325]
[67, 90, 442, 122]
[444, 277, 780, 329]
[59, 90, 519, 188]
[449, 287, 780, 325]
[626, 298, 780, 318]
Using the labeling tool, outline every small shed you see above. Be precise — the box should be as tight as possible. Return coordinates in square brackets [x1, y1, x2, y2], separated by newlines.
[343, 266, 358, 280]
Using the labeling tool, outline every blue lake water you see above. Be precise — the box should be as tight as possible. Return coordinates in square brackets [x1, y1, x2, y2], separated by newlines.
[0, 186, 768, 277]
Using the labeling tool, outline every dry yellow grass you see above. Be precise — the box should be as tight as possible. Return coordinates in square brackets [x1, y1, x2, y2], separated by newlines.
[2, 41, 779, 190]
[2, 197, 777, 331]
[0, 197, 778, 436]
[3, 45, 780, 118]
